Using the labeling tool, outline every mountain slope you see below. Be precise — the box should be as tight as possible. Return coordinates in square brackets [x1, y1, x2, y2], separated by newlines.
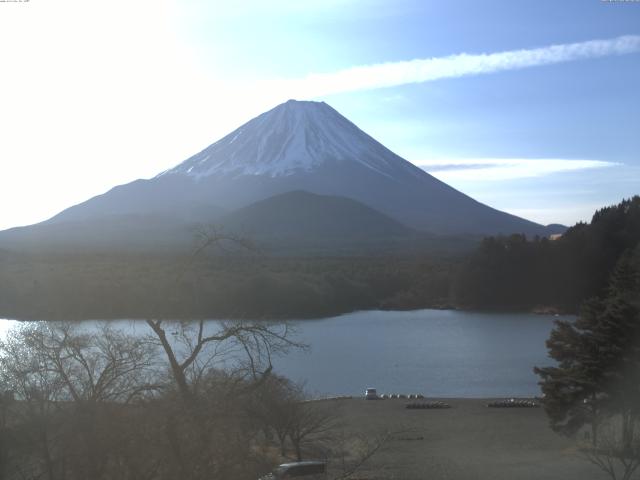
[1, 99, 552, 252]
[160, 99, 422, 180]
[0, 214, 200, 253]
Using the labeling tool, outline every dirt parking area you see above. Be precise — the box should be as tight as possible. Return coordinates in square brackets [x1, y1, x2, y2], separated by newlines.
[331, 398, 604, 480]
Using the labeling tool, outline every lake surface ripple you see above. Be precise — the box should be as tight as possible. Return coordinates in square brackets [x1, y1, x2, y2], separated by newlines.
[0, 309, 567, 398]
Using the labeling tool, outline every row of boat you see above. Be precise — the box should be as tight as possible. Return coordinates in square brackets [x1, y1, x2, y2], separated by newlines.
[377, 393, 425, 399]
[406, 401, 451, 409]
[487, 399, 539, 408]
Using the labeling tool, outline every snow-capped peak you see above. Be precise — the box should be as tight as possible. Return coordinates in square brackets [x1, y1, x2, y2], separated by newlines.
[159, 100, 419, 179]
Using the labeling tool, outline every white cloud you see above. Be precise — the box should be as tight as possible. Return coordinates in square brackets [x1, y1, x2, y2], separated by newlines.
[271, 35, 640, 98]
[415, 159, 629, 226]
[417, 158, 619, 182]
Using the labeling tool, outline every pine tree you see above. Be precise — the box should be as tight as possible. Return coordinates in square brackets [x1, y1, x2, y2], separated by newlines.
[534, 298, 608, 445]
[534, 244, 640, 448]
[599, 248, 640, 454]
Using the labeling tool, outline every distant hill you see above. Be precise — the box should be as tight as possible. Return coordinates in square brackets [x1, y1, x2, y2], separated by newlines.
[222, 190, 414, 238]
[218, 190, 427, 253]
[545, 224, 568, 236]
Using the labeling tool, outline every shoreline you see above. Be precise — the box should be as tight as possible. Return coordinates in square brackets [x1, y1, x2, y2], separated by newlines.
[0, 305, 575, 323]
[310, 395, 543, 402]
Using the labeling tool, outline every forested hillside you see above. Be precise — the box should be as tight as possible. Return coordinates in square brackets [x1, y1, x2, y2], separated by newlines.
[0, 254, 455, 320]
[454, 196, 640, 311]
[1, 197, 637, 320]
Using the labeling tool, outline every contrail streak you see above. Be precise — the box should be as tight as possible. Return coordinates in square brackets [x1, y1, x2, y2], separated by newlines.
[276, 35, 640, 97]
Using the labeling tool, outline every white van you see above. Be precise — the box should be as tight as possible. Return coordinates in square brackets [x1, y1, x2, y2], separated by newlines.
[365, 387, 378, 400]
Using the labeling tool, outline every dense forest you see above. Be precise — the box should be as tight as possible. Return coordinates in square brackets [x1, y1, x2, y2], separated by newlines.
[0, 197, 637, 320]
[454, 196, 640, 312]
[0, 253, 455, 320]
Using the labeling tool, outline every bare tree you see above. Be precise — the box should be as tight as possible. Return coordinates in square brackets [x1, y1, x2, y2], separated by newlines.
[139, 318, 304, 480]
[0, 322, 161, 480]
[145, 319, 301, 402]
[135, 227, 307, 480]
[287, 399, 340, 462]
[247, 376, 390, 479]
[25, 322, 160, 403]
[146, 225, 303, 399]
[580, 417, 640, 480]
[247, 374, 297, 456]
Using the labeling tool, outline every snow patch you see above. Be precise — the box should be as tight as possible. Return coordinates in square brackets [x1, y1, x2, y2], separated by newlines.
[158, 100, 419, 180]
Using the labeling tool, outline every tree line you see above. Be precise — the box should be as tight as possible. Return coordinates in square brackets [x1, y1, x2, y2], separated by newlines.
[0, 197, 638, 320]
[0, 253, 455, 320]
[454, 196, 640, 312]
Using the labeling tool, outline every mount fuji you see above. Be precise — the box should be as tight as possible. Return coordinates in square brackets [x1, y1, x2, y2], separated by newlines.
[0, 100, 556, 252]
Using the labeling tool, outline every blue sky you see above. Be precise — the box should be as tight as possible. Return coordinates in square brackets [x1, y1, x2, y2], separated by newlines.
[0, 0, 638, 229]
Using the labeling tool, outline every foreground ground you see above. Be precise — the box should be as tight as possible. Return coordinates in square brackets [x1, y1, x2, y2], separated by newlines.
[329, 398, 603, 480]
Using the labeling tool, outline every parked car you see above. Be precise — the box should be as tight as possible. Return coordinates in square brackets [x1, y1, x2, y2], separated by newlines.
[260, 461, 327, 479]
[365, 387, 378, 400]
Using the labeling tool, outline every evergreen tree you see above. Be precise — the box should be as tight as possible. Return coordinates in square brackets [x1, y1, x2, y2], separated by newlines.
[534, 298, 608, 445]
[534, 244, 640, 448]
[456, 196, 640, 311]
[598, 248, 640, 453]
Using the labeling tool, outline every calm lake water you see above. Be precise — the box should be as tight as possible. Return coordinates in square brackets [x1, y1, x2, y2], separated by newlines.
[0, 309, 567, 398]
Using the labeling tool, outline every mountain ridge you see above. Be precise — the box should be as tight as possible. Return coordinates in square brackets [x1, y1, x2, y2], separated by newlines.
[0, 99, 557, 253]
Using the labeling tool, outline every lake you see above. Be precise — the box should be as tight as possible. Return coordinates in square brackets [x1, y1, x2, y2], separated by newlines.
[0, 309, 566, 398]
